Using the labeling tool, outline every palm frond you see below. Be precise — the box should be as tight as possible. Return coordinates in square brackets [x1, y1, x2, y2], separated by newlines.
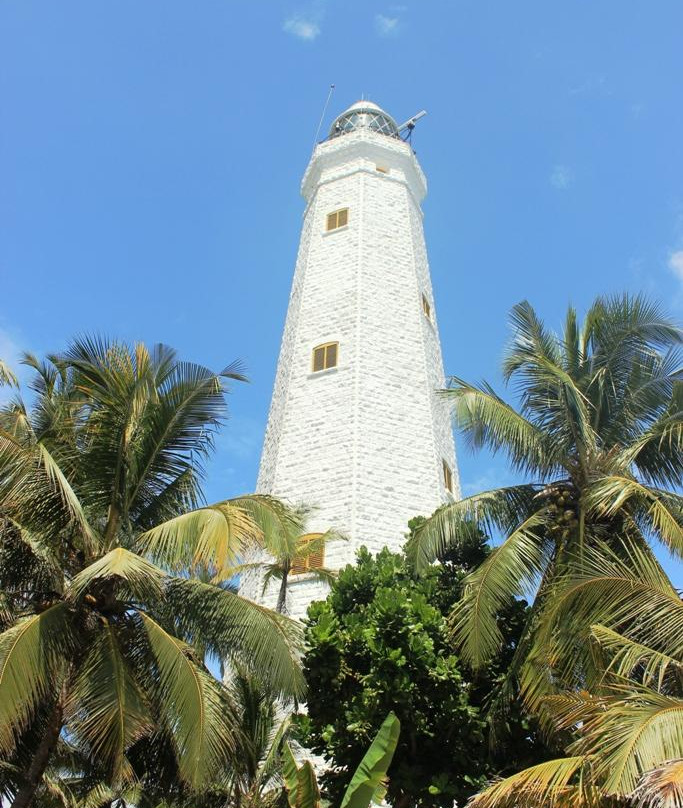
[589, 624, 683, 691]
[257, 714, 291, 789]
[0, 604, 73, 754]
[405, 485, 539, 573]
[125, 355, 240, 516]
[0, 432, 97, 552]
[65, 621, 151, 783]
[466, 756, 592, 808]
[69, 547, 167, 603]
[534, 540, 683, 696]
[232, 495, 306, 561]
[220, 359, 249, 383]
[502, 300, 598, 461]
[586, 294, 682, 357]
[632, 759, 683, 808]
[0, 518, 65, 601]
[576, 684, 683, 795]
[442, 379, 560, 475]
[136, 500, 262, 577]
[622, 383, 683, 487]
[163, 578, 305, 700]
[562, 305, 582, 377]
[586, 475, 683, 556]
[503, 300, 563, 379]
[295, 529, 346, 556]
[62, 337, 235, 540]
[0, 360, 18, 388]
[450, 511, 551, 668]
[36, 444, 98, 550]
[137, 612, 236, 788]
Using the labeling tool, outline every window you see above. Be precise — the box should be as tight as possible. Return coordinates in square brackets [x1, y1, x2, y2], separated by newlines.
[422, 293, 432, 320]
[312, 342, 338, 372]
[326, 208, 349, 231]
[291, 537, 324, 575]
[443, 460, 454, 493]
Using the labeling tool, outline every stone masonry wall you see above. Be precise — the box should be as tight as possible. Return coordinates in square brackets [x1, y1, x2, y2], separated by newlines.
[239, 130, 458, 618]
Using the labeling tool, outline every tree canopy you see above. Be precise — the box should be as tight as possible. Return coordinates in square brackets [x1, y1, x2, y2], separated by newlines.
[0, 339, 304, 808]
[406, 295, 683, 714]
[299, 525, 551, 808]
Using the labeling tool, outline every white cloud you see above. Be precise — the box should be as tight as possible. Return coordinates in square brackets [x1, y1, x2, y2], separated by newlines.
[283, 16, 321, 40]
[668, 250, 683, 282]
[375, 14, 400, 36]
[550, 164, 573, 190]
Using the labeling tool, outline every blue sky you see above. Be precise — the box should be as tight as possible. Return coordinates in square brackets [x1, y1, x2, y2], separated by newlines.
[1, 1, 682, 583]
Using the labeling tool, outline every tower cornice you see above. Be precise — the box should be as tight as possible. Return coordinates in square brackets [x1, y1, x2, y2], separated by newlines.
[301, 129, 427, 205]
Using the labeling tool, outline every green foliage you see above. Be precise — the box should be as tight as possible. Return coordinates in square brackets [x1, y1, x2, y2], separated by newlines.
[282, 749, 321, 808]
[340, 712, 400, 808]
[283, 713, 400, 808]
[0, 338, 304, 806]
[299, 530, 550, 808]
[469, 558, 683, 808]
[405, 294, 683, 714]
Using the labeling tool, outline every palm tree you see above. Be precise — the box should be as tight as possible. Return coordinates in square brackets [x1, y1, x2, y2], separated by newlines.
[223, 665, 292, 808]
[466, 539, 683, 808]
[406, 294, 683, 709]
[240, 508, 344, 614]
[0, 338, 305, 808]
[40, 667, 292, 808]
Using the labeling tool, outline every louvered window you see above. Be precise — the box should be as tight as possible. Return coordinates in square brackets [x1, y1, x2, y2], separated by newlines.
[326, 208, 349, 231]
[291, 539, 324, 575]
[443, 460, 454, 493]
[312, 342, 338, 372]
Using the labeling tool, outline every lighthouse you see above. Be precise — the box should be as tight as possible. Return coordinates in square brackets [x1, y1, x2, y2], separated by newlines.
[241, 100, 459, 617]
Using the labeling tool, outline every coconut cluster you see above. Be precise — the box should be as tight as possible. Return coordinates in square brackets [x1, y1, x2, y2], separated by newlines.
[542, 484, 579, 541]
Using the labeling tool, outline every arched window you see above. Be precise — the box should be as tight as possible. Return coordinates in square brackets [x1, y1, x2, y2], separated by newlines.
[312, 342, 338, 372]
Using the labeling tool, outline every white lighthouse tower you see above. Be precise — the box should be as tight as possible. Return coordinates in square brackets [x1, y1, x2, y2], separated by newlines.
[241, 101, 459, 617]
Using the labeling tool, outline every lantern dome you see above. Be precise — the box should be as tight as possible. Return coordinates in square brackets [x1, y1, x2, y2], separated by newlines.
[328, 101, 400, 140]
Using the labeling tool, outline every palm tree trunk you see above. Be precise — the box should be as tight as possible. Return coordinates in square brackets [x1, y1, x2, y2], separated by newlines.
[276, 570, 289, 614]
[103, 503, 120, 546]
[11, 699, 63, 808]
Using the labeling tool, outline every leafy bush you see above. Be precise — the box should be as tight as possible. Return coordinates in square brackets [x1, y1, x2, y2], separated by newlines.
[298, 524, 549, 808]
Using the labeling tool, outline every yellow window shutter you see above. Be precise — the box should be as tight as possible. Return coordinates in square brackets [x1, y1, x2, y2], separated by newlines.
[291, 537, 325, 575]
[325, 342, 337, 368]
[443, 460, 453, 492]
[313, 346, 325, 372]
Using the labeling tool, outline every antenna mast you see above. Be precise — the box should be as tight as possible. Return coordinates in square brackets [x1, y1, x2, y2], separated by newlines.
[397, 110, 427, 144]
[312, 84, 336, 151]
